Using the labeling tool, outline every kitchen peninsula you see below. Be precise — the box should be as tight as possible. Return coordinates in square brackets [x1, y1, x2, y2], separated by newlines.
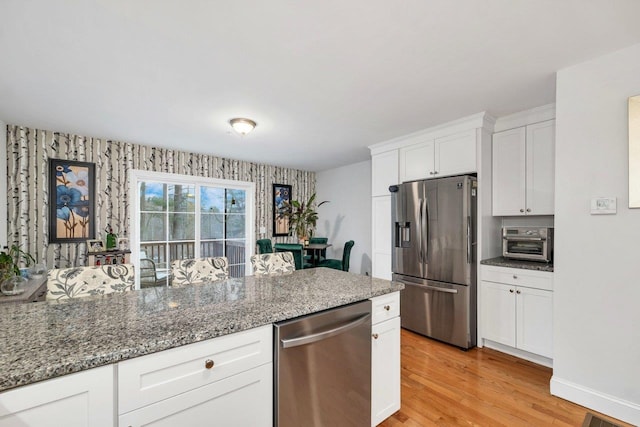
[0, 268, 402, 426]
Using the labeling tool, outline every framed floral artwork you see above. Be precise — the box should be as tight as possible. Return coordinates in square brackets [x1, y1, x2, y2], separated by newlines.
[48, 159, 96, 243]
[273, 183, 292, 237]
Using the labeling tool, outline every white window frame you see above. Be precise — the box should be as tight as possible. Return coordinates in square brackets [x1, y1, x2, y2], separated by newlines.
[129, 169, 255, 288]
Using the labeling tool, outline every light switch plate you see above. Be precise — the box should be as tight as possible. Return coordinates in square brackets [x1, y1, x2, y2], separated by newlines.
[259, 226, 266, 234]
[591, 197, 617, 214]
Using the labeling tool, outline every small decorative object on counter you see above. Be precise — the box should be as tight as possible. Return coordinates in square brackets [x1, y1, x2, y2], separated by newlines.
[0, 245, 35, 296]
[105, 225, 117, 250]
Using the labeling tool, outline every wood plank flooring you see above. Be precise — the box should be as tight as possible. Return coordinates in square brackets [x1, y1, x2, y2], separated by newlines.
[379, 329, 632, 427]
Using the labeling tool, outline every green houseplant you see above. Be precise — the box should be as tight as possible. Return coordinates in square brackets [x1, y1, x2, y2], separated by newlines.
[0, 245, 36, 295]
[286, 193, 329, 242]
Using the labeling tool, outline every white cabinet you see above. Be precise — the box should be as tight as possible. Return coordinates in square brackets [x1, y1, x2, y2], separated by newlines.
[119, 364, 272, 427]
[372, 196, 392, 280]
[370, 292, 400, 427]
[399, 129, 476, 182]
[492, 120, 555, 215]
[480, 266, 553, 359]
[118, 325, 273, 426]
[372, 150, 399, 196]
[0, 365, 114, 427]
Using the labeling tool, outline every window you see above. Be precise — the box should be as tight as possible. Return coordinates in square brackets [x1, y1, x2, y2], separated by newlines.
[130, 171, 254, 288]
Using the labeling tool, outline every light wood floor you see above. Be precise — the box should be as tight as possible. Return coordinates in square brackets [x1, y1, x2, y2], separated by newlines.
[379, 329, 632, 427]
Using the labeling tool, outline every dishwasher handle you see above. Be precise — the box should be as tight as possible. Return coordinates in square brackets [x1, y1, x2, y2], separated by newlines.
[280, 313, 371, 349]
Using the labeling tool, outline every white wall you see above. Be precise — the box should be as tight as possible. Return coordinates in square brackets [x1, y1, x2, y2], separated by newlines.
[552, 43, 640, 425]
[0, 120, 6, 245]
[316, 160, 371, 275]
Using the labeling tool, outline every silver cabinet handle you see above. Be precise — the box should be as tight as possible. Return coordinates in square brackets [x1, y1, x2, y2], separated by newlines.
[281, 313, 370, 348]
[372, 333, 379, 340]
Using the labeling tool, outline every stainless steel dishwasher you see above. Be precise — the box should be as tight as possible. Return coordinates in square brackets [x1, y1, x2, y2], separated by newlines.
[274, 300, 372, 427]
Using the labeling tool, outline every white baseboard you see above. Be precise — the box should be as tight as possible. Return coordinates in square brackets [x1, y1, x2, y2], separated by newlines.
[550, 376, 640, 426]
[482, 339, 553, 368]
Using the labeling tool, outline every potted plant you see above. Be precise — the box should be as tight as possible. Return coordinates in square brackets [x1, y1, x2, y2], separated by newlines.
[0, 245, 35, 295]
[286, 193, 329, 242]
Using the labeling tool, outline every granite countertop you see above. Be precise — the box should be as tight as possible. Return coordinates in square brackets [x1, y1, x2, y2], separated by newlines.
[0, 268, 402, 393]
[481, 256, 554, 272]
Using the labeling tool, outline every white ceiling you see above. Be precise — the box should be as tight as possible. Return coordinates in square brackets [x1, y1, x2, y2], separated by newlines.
[2, 1, 640, 172]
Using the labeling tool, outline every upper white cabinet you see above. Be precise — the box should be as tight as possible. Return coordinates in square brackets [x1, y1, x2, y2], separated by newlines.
[372, 150, 399, 197]
[399, 129, 476, 182]
[492, 120, 555, 216]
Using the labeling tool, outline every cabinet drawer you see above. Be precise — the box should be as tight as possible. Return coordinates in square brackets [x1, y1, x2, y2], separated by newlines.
[481, 265, 553, 291]
[371, 292, 400, 324]
[119, 363, 272, 427]
[118, 325, 272, 414]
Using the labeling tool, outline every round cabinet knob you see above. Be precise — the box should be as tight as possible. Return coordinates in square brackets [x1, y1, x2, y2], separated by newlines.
[205, 359, 215, 369]
[509, 289, 514, 293]
[384, 305, 391, 311]
[516, 290, 521, 294]
[520, 208, 525, 213]
[372, 333, 379, 340]
[434, 171, 438, 175]
[526, 208, 531, 212]
[513, 275, 518, 279]
[429, 171, 434, 175]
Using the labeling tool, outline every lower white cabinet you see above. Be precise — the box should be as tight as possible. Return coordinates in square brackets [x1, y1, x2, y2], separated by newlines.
[118, 324, 273, 426]
[0, 365, 114, 427]
[119, 363, 272, 426]
[480, 266, 553, 359]
[370, 292, 401, 426]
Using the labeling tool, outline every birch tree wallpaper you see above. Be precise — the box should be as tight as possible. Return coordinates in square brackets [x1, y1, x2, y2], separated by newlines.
[6, 125, 315, 268]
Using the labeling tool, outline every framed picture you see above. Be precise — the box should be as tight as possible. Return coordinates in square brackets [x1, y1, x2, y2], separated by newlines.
[87, 239, 105, 253]
[48, 159, 96, 243]
[273, 184, 292, 236]
[117, 237, 130, 251]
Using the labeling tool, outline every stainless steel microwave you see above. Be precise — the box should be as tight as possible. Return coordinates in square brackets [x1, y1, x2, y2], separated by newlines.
[502, 227, 554, 263]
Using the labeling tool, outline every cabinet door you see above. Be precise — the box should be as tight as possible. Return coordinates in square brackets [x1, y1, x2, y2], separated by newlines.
[372, 150, 399, 197]
[480, 281, 516, 347]
[119, 363, 272, 427]
[435, 129, 477, 176]
[372, 196, 392, 280]
[526, 120, 555, 215]
[516, 287, 553, 358]
[0, 365, 114, 427]
[372, 317, 401, 427]
[492, 127, 527, 215]
[399, 139, 435, 182]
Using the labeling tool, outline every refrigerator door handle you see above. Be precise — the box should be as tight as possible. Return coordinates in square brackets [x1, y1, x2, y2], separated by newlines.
[424, 196, 430, 263]
[467, 215, 471, 264]
[418, 198, 424, 263]
[404, 281, 458, 294]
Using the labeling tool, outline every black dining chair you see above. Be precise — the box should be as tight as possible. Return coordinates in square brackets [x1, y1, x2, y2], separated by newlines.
[318, 240, 354, 272]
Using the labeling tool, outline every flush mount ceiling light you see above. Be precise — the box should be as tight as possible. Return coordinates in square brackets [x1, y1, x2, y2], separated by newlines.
[229, 118, 257, 136]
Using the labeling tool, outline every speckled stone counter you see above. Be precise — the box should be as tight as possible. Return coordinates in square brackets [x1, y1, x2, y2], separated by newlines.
[0, 268, 402, 393]
[481, 256, 554, 272]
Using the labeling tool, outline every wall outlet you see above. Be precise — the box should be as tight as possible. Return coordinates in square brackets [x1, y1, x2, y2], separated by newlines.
[590, 197, 617, 215]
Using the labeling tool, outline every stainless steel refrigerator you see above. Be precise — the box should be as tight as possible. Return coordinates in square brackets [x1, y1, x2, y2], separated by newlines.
[390, 174, 477, 349]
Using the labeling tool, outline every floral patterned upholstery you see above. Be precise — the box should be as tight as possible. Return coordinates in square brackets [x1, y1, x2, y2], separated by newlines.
[170, 257, 229, 286]
[250, 252, 296, 276]
[46, 264, 135, 301]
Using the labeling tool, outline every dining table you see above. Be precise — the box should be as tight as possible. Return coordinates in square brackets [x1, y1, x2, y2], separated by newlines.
[304, 243, 332, 267]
